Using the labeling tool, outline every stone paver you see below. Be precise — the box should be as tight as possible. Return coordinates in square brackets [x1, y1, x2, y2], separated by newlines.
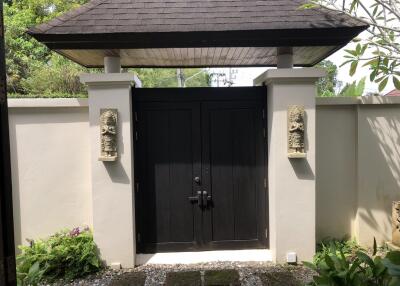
[47, 262, 314, 285]
[204, 269, 240, 286]
[166, 271, 202, 286]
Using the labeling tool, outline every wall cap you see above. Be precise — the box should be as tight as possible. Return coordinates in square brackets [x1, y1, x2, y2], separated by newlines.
[8, 98, 88, 108]
[254, 68, 326, 86]
[80, 73, 142, 87]
[317, 96, 400, 106]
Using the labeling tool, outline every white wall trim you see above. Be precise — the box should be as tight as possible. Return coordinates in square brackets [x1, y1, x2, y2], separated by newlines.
[317, 96, 400, 106]
[80, 73, 141, 87]
[136, 249, 272, 265]
[7, 98, 88, 108]
[254, 68, 326, 86]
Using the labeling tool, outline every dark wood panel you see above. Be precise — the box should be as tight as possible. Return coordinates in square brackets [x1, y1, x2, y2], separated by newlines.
[202, 101, 266, 247]
[134, 87, 266, 102]
[232, 109, 257, 240]
[209, 110, 235, 241]
[135, 102, 201, 253]
[134, 87, 268, 253]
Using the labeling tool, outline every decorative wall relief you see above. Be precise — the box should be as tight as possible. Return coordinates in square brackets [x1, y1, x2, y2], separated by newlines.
[392, 201, 400, 247]
[288, 105, 306, 158]
[99, 109, 118, 161]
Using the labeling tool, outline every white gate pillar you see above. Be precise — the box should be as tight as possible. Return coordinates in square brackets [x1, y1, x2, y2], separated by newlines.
[254, 68, 325, 263]
[80, 73, 141, 268]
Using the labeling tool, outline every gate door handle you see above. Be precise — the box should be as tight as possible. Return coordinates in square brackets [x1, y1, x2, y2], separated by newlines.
[202, 191, 212, 207]
[188, 191, 202, 207]
[194, 176, 201, 184]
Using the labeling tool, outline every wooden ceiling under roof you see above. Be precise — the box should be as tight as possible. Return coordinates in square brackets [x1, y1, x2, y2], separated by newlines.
[59, 46, 337, 68]
[28, 0, 369, 68]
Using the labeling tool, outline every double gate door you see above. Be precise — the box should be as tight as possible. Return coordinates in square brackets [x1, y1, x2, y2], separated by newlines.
[134, 87, 268, 253]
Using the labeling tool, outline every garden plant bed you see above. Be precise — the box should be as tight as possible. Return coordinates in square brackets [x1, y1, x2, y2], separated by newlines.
[44, 262, 314, 286]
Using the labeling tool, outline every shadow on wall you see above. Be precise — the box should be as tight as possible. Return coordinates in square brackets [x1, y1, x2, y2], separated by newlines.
[316, 105, 400, 246]
[358, 106, 400, 245]
[316, 105, 357, 242]
[8, 110, 21, 254]
[289, 159, 315, 180]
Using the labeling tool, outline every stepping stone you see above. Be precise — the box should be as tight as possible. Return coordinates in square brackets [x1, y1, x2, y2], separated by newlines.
[204, 269, 240, 286]
[109, 271, 146, 286]
[166, 271, 202, 286]
[258, 272, 302, 286]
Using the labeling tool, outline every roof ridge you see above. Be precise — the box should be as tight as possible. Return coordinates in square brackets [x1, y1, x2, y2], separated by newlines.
[28, 0, 108, 34]
[290, 0, 368, 26]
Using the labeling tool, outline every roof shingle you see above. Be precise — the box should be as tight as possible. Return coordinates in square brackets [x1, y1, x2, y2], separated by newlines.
[27, 0, 368, 67]
[29, 0, 367, 35]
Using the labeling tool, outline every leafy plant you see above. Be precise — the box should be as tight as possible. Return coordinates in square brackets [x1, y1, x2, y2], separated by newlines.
[305, 238, 400, 286]
[16, 227, 102, 286]
[314, 238, 362, 264]
[301, 0, 400, 92]
[339, 77, 366, 97]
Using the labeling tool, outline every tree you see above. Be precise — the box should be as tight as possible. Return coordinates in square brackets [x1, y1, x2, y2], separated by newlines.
[131, 68, 211, 88]
[303, 0, 400, 92]
[4, 0, 89, 93]
[316, 60, 341, 97]
[4, 1, 211, 96]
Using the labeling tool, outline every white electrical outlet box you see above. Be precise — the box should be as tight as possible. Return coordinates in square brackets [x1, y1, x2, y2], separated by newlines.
[110, 262, 122, 270]
[286, 252, 297, 264]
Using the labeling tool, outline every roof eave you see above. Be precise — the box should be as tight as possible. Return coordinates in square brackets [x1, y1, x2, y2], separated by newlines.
[28, 25, 368, 50]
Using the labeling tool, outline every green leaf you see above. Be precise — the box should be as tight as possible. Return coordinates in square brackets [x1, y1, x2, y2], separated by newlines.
[345, 49, 358, 57]
[303, 261, 317, 271]
[363, 58, 379, 67]
[373, 237, 377, 256]
[350, 61, 358, 76]
[379, 77, 389, 92]
[370, 70, 377, 82]
[356, 251, 375, 269]
[28, 261, 40, 276]
[393, 77, 400, 90]
[386, 251, 400, 265]
[298, 3, 319, 9]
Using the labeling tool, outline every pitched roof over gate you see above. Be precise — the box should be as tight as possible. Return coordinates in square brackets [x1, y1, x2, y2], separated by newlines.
[28, 0, 368, 68]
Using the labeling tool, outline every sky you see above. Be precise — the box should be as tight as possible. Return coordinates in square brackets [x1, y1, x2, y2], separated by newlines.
[209, 0, 397, 95]
[209, 35, 395, 95]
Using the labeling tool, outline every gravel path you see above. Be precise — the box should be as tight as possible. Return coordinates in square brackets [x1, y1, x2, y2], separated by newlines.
[46, 262, 314, 286]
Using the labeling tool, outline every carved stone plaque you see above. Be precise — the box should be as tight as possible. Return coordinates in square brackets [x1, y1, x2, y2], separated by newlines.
[288, 105, 306, 158]
[99, 109, 118, 162]
[392, 201, 400, 246]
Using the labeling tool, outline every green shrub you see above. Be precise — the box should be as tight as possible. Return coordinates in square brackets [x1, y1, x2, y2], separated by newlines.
[16, 227, 102, 286]
[7, 93, 88, 99]
[314, 238, 362, 264]
[304, 239, 400, 286]
[338, 77, 366, 97]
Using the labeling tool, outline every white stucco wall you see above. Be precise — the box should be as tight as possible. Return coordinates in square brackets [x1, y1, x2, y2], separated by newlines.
[8, 99, 92, 253]
[316, 105, 357, 241]
[255, 68, 324, 263]
[316, 97, 400, 247]
[8, 95, 400, 261]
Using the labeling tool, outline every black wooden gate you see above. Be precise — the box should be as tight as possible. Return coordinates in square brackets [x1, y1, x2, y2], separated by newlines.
[134, 87, 268, 253]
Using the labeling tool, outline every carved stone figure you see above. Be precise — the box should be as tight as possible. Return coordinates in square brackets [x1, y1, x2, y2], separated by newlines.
[99, 109, 118, 161]
[392, 201, 400, 246]
[288, 105, 306, 158]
